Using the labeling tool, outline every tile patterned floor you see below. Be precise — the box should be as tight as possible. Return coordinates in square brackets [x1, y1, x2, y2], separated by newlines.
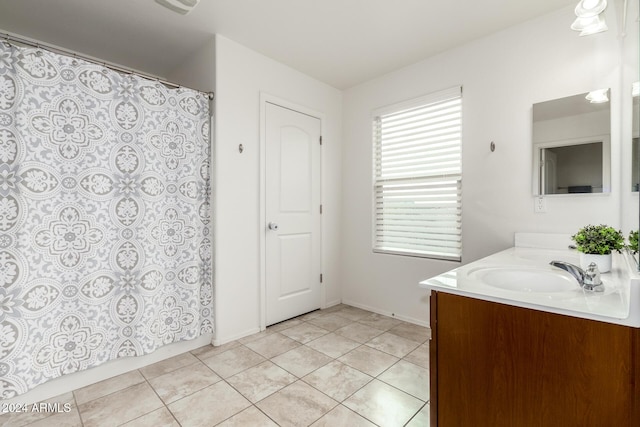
[1, 304, 430, 427]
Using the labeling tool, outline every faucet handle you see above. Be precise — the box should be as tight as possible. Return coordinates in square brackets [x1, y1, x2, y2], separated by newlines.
[583, 262, 603, 292]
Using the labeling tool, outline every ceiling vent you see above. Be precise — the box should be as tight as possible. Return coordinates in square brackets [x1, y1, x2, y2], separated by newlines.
[155, 0, 200, 15]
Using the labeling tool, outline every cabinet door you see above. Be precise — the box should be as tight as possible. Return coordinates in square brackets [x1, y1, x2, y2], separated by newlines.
[431, 292, 638, 426]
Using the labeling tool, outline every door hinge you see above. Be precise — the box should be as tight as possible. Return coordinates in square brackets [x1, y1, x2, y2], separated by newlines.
[320, 204, 323, 214]
[320, 274, 323, 283]
[319, 136, 323, 145]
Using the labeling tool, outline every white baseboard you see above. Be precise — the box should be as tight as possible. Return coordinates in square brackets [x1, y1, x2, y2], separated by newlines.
[323, 299, 342, 309]
[341, 299, 430, 328]
[3, 334, 213, 405]
[212, 327, 261, 346]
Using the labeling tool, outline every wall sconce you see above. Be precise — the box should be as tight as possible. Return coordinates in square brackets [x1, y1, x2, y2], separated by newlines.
[155, 0, 201, 15]
[586, 88, 609, 103]
[571, 0, 608, 36]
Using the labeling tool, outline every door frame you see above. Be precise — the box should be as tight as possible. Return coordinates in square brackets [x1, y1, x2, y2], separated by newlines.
[259, 93, 325, 331]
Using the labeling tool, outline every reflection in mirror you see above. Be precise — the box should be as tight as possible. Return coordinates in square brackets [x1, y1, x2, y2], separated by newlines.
[532, 90, 611, 196]
[633, 82, 638, 191]
[540, 142, 604, 194]
[634, 82, 640, 269]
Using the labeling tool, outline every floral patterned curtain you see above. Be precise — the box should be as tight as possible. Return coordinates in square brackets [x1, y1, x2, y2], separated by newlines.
[0, 41, 213, 399]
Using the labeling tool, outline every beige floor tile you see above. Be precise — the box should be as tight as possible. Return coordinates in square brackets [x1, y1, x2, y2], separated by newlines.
[244, 333, 300, 359]
[379, 360, 429, 401]
[168, 381, 251, 427]
[388, 322, 430, 343]
[296, 310, 323, 321]
[256, 381, 338, 427]
[271, 346, 333, 377]
[226, 361, 297, 403]
[306, 333, 360, 358]
[139, 352, 199, 379]
[306, 313, 354, 331]
[406, 402, 430, 427]
[404, 343, 429, 369]
[343, 379, 424, 427]
[202, 345, 265, 378]
[310, 404, 377, 427]
[217, 406, 278, 426]
[338, 345, 399, 377]
[27, 407, 82, 427]
[303, 360, 372, 402]
[238, 329, 276, 344]
[333, 306, 372, 321]
[78, 382, 163, 427]
[0, 392, 75, 427]
[191, 341, 241, 360]
[121, 407, 179, 427]
[0, 409, 40, 427]
[267, 318, 304, 332]
[148, 360, 221, 403]
[279, 322, 330, 343]
[366, 332, 420, 358]
[334, 322, 384, 343]
[357, 313, 402, 331]
[74, 370, 145, 405]
[320, 304, 348, 313]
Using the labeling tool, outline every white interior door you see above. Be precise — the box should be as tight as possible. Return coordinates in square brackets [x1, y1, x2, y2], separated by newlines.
[265, 102, 321, 326]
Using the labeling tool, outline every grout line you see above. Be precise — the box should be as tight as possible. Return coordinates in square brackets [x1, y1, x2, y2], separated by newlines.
[121, 372, 172, 426]
[73, 372, 148, 407]
[403, 401, 429, 426]
[206, 378, 252, 425]
[251, 404, 280, 426]
[71, 391, 84, 427]
[203, 343, 267, 380]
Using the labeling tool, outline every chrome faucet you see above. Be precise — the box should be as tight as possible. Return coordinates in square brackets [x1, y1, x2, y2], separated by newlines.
[549, 261, 603, 292]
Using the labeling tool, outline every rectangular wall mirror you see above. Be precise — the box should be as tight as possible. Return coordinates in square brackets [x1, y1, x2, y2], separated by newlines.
[532, 90, 611, 196]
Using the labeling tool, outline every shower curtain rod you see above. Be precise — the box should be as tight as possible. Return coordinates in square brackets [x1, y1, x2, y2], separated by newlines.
[2, 32, 214, 101]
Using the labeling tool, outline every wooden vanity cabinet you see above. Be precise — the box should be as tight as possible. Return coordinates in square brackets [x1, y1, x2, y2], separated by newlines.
[429, 291, 640, 426]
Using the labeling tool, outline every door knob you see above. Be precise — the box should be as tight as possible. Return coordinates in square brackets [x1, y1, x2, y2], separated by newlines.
[268, 222, 279, 231]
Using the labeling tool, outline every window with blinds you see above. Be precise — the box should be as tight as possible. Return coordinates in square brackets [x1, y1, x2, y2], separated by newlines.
[372, 87, 462, 261]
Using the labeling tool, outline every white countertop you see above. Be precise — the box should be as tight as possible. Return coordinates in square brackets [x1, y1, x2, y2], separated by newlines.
[419, 247, 640, 327]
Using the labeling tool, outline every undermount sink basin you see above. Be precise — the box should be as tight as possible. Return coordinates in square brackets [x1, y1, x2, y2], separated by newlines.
[467, 266, 579, 293]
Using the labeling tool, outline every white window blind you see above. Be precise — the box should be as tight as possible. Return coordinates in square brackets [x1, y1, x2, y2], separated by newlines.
[372, 87, 462, 261]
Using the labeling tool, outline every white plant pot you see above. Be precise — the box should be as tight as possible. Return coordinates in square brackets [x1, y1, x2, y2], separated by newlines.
[579, 253, 612, 273]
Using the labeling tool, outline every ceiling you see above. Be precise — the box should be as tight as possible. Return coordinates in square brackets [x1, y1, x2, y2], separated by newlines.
[0, 0, 576, 89]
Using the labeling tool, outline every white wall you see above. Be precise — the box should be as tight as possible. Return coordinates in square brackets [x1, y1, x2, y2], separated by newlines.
[167, 37, 216, 93]
[340, 5, 631, 325]
[213, 35, 343, 344]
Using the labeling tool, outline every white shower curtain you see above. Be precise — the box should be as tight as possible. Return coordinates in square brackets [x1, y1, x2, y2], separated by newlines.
[0, 41, 213, 398]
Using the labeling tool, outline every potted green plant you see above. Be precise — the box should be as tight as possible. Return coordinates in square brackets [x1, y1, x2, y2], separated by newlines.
[571, 224, 624, 273]
[629, 230, 639, 254]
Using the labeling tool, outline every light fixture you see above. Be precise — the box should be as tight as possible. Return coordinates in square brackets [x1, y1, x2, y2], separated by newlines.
[575, 0, 607, 17]
[155, 0, 200, 15]
[571, 0, 608, 36]
[571, 14, 608, 34]
[585, 89, 609, 103]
